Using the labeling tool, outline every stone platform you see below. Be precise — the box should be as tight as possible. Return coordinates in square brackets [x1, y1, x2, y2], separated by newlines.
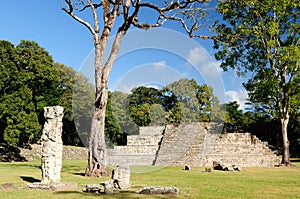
[107, 123, 280, 167]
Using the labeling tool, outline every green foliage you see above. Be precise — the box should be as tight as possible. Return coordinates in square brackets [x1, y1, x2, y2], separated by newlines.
[214, 0, 300, 163]
[0, 40, 61, 146]
[105, 91, 123, 146]
[221, 101, 300, 156]
[288, 112, 300, 156]
[129, 86, 163, 126]
[107, 78, 223, 144]
[56, 63, 89, 146]
[162, 78, 224, 123]
[214, 0, 300, 118]
[110, 91, 138, 136]
[149, 104, 166, 126]
[123, 78, 224, 127]
[72, 72, 95, 146]
[166, 101, 182, 125]
[221, 101, 244, 131]
[0, 40, 92, 147]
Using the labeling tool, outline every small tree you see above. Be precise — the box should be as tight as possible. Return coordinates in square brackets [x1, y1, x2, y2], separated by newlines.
[62, 0, 211, 176]
[214, 0, 300, 165]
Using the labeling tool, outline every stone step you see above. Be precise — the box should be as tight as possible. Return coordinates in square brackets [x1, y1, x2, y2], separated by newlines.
[203, 154, 279, 167]
[155, 123, 208, 166]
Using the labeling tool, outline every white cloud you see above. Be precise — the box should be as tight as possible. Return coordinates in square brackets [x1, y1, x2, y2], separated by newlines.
[187, 47, 223, 78]
[225, 89, 249, 110]
[186, 47, 226, 102]
[153, 61, 167, 70]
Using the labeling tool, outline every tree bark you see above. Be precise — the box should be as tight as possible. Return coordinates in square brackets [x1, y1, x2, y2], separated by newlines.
[85, 41, 109, 177]
[281, 115, 290, 166]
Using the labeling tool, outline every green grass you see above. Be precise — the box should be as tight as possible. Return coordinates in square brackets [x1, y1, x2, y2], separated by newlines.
[1, 159, 300, 199]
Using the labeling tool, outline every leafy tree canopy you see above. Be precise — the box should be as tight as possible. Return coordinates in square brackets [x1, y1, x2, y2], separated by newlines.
[214, 0, 300, 165]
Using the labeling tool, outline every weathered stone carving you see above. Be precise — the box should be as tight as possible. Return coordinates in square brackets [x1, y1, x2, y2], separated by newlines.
[41, 106, 64, 183]
[102, 180, 114, 194]
[111, 165, 131, 189]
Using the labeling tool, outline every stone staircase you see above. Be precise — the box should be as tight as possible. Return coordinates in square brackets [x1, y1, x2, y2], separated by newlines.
[172, 124, 207, 166]
[107, 126, 164, 165]
[154, 123, 206, 166]
[199, 123, 224, 164]
[153, 123, 223, 166]
[106, 123, 280, 167]
[203, 133, 281, 167]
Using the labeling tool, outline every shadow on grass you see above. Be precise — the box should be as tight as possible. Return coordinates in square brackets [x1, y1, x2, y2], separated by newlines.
[0, 143, 27, 162]
[73, 172, 85, 176]
[20, 176, 41, 183]
[54, 190, 176, 199]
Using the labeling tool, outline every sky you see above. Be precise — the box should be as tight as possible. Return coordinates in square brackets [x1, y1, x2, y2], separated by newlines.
[0, 0, 249, 109]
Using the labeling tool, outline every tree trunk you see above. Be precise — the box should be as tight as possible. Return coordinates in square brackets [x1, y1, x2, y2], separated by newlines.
[281, 115, 290, 166]
[85, 91, 109, 177]
[84, 26, 125, 177]
[85, 41, 109, 177]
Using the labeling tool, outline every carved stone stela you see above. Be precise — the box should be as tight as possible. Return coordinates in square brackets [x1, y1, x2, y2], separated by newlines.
[41, 106, 64, 183]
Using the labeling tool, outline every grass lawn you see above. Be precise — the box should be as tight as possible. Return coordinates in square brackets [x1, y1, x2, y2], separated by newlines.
[0, 159, 300, 199]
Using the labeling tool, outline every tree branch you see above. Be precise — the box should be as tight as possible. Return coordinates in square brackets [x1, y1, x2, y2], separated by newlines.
[62, 0, 97, 37]
[78, 1, 102, 12]
[88, 0, 100, 34]
[129, 0, 210, 38]
[103, 30, 125, 78]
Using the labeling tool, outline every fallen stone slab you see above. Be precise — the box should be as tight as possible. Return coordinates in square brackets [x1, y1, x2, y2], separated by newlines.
[51, 182, 78, 191]
[139, 186, 179, 195]
[24, 182, 77, 191]
[85, 184, 101, 193]
[100, 180, 114, 194]
[24, 182, 50, 190]
[1, 183, 15, 190]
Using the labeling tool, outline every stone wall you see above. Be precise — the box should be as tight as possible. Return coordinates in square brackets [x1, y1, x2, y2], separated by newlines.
[20, 145, 88, 161]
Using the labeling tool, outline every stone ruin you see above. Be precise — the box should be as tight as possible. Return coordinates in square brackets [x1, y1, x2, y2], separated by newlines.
[85, 165, 131, 194]
[24, 106, 77, 190]
[111, 165, 131, 189]
[107, 123, 281, 167]
[41, 106, 64, 183]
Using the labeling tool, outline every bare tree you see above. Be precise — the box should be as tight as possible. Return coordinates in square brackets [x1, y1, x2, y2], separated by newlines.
[62, 0, 211, 177]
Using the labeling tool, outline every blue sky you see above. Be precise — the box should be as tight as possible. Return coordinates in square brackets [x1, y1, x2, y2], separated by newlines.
[0, 0, 249, 109]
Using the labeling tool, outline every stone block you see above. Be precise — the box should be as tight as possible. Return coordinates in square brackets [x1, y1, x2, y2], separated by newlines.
[139, 186, 179, 195]
[111, 165, 131, 189]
